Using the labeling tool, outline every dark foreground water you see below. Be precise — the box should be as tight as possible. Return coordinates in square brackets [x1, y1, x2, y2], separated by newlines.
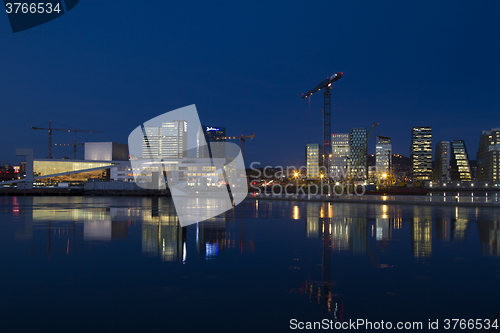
[0, 196, 499, 333]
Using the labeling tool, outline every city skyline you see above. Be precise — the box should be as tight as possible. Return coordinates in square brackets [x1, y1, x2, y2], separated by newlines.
[1, 1, 499, 167]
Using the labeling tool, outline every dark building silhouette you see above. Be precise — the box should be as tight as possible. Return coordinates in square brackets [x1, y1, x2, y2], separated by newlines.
[197, 126, 226, 158]
[434, 141, 450, 181]
[476, 128, 500, 185]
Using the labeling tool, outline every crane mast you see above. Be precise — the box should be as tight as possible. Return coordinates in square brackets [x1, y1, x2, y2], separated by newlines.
[302, 72, 342, 178]
[31, 121, 103, 159]
[54, 139, 84, 159]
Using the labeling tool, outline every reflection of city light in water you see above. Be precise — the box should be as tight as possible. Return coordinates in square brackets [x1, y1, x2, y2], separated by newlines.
[293, 206, 299, 220]
[206, 243, 218, 259]
[183, 242, 186, 263]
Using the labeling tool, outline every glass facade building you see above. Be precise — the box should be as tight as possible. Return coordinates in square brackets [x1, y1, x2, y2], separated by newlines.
[411, 127, 432, 181]
[375, 136, 391, 181]
[434, 141, 450, 181]
[161, 121, 188, 159]
[142, 121, 187, 159]
[450, 140, 472, 181]
[330, 133, 349, 181]
[477, 128, 500, 185]
[142, 127, 160, 159]
[306, 144, 324, 180]
[33, 160, 116, 184]
[348, 128, 367, 182]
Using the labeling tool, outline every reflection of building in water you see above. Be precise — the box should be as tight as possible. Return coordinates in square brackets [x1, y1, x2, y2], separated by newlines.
[435, 218, 451, 241]
[141, 200, 186, 262]
[349, 218, 368, 254]
[451, 219, 469, 241]
[84, 221, 112, 241]
[375, 218, 391, 247]
[31, 204, 131, 242]
[305, 203, 367, 254]
[411, 218, 432, 257]
[306, 204, 320, 238]
[331, 218, 350, 252]
[477, 221, 500, 257]
[197, 218, 226, 259]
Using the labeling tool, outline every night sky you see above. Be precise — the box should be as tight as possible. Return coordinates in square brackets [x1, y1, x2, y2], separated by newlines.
[1, 1, 499, 167]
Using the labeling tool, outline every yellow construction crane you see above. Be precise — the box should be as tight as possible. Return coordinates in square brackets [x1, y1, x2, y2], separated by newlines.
[31, 121, 103, 159]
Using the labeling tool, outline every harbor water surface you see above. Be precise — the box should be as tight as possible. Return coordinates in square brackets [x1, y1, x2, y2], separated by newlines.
[0, 196, 499, 332]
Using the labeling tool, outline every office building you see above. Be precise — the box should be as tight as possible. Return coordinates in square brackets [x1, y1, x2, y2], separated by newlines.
[306, 144, 324, 180]
[141, 121, 187, 159]
[161, 120, 187, 159]
[197, 126, 226, 158]
[411, 126, 432, 181]
[330, 133, 349, 181]
[348, 128, 367, 182]
[142, 126, 160, 159]
[434, 141, 450, 181]
[375, 136, 391, 181]
[450, 140, 472, 181]
[477, 128, 500, 185]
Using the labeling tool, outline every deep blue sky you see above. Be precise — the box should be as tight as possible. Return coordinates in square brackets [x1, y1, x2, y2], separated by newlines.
[1, 1, 499, 167]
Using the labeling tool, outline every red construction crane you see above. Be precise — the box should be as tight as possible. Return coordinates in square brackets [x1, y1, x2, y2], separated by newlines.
[31, 121, 103, 159]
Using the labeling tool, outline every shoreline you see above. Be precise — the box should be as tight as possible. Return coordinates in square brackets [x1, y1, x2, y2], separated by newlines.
[1, 188, 499, 208]
[246, 192, 500, 208]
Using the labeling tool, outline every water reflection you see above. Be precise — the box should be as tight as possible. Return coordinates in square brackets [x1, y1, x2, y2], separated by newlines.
[411, 218, 432, 258]
[2, 197, 498, 262]
[2, 196, 500, 331]
[478, 221, 500, 257]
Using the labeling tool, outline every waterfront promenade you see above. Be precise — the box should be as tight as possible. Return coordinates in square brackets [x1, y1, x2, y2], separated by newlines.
[248, 192, 500, 208]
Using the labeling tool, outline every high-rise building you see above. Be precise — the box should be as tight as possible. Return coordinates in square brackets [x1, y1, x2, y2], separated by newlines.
[375, 136, 391, 181]
[450, 140, 472, 181]
[330, 133, 349, 181]
[142, 126, 160, 159]
[197, 126, 226, 158]
[306, 144, 324, 180]
[477, 128, 500, 185]
[434, 141, 450, 181]
[141, 121, 187, 159]
[348, 128, 367, 182]
[161, 121, 187, 159]
[411, 126, 432, 181]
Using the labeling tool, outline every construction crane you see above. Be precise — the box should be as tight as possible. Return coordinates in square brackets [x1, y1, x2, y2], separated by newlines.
[220, 133, 256, 159]
[301, 72, 343, 174]
[31, 121, 103, 159]
[350, 122, 379, 184]
[54, 139, 84, 160]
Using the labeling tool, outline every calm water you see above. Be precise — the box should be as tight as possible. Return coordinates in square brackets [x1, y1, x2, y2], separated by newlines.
[1, 196, 499, 332]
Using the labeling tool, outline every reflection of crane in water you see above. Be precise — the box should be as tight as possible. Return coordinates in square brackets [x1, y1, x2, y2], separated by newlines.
[300, 203, 380, 320]
[302, 207, 343, 319]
